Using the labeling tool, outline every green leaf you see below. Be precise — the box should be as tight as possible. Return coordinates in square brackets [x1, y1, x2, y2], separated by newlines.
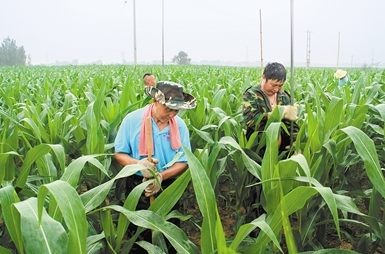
[100, 209, 116, 249]
[215, 207, 227, 253]
[21, 118, 42, 143]
[247, 186, 318, 254]
[0, 151, 20, 185]
[314, 187, 340, 238]
[48, 144, 66, 174]
[106, 205, 199, 254]
[0, 245, 12, 254]
[183, 144, 217, 254]
[14, 144, 50, 190]
[280, 179, 297, 254]
[323, 96, 343, 140]
[333, 194, 381, 236]
[374, 104, 385, 122]
[340, 126, 385, 199]
[115, 180, 149, 252]
[136, 241, 166, 254]
[262, 122, 280, 213]
[192, 126, 215, 144]
[13, 198, 68, 254]
[81, 164, 140, 213]
[303, 102, 322, 158]
[162, 152, 183, 168]
[219, 136, 261, 179]
[61, 154, 110, 187]
[14, 144, 65, 191]
[38, 180, 88, 254]
[0, 186, 24, 254]
[86, 233, 106, 254]
[229, 215, 280, 252]
[119, 169, 192, 252]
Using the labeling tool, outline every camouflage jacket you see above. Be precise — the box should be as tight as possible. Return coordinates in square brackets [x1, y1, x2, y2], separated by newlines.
[242, 84, 299, 138]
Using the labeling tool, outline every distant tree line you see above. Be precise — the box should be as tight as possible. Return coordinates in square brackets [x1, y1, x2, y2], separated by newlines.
[0, 37, 27, 66]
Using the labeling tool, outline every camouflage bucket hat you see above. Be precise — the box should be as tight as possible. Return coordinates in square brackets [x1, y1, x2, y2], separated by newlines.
[145, 81, 196, 110]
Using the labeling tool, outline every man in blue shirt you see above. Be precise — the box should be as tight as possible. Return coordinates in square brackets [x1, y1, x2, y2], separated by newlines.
[115, 81, 196, 196]
[114, 81, 196, 253]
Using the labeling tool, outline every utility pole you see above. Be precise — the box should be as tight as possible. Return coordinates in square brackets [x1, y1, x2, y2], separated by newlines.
[259, 9, 263, 75]
[289, 0, 295, 149]
[336, 32, 340, 70]
[162, 0, 164, 80]
[306, 30, 311, 69]
[133, 0, 137, 66]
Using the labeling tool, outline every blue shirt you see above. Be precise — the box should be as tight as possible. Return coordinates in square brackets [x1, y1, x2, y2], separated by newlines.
[338, 76, 349, 88]
[114, 105, 191, 175]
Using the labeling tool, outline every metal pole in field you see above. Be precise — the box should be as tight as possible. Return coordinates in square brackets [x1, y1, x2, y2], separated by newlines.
[336, 32, 340, 70]
[336, 31, 340, 70]
[162, 0, 165, 80]
[259, 9, 263, 76]
[133, 0, 137, 66]
[306, 30, 311, 69]
[289, 0, 294, 146]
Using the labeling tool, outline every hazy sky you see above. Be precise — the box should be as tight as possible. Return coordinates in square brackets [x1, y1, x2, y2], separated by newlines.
[1, 0, 384, 67]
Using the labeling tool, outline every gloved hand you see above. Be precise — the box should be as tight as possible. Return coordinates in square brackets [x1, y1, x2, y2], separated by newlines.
[282, 104, 299, 121]
[138, 158, 159, 178]
[144, 172, 163, 197]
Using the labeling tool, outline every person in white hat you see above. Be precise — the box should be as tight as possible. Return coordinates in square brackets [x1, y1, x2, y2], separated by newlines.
[334, 69, 349, 88]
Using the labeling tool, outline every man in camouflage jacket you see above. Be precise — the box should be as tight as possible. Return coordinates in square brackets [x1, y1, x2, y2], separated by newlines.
[242, 62, 299, 153]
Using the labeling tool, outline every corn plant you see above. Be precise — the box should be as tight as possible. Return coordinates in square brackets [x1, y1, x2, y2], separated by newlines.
[0, 65, 385, 253]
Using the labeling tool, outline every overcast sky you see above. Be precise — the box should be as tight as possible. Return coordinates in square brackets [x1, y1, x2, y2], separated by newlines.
[1, 0, 384, 67]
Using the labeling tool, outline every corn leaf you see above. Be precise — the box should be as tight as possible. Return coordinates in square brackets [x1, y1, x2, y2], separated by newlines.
[14, 144, 65, 191]
[247, 186, 318, 253]
[38, 180, 88, 254]
[219, 136, 261, 179]
[81, 164, 140, 213]
[86, 233, 105, 254]
[0, 186, 24, 254]
[61, 154, 110, 187]
[106, 205, 199, 254]
[0, 151, 20, 185]
[229, 215, 281, 252]
[340, 126, 385, 199]
[215, 207, 227, 253]
[183, 144, 217, 254]
[12, 197, 68, 254]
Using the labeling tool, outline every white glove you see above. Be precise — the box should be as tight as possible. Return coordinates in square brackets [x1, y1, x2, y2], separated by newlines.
[138, 158, 159, 178]
[144, 172, 163, 197]
[282, 104, 298, 121]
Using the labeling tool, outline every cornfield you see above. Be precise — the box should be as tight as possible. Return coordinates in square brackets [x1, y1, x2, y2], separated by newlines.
[0, 64, 384, 254]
